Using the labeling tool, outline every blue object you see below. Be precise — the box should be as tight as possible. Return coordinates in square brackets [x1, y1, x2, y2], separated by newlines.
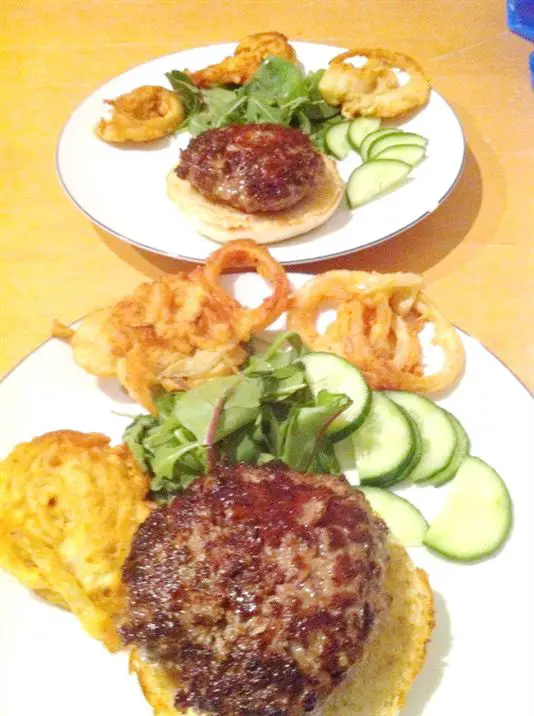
[507, 0, 534, 41]
[530, 51, 534, 87]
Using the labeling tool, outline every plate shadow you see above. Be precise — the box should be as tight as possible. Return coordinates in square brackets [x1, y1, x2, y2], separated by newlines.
[300, 144, 483, 274]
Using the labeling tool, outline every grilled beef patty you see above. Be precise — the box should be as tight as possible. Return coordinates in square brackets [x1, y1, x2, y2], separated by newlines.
[175, 124, 325, 214]
[121, 462, 389, 716]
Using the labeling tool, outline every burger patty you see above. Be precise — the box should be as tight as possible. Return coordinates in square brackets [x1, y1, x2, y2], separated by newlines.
[121, 462, 389, 716]
[175, 124, 326, 214]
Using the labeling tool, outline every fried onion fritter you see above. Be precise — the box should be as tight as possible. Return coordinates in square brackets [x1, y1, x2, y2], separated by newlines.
[319, 49, 431, 118]
[53, 241, 290, 411]
[187, 32, 297, 88]
[95, 85, 185, 143]
[0, 431, 150, 651]
[288, 270, 464, 394]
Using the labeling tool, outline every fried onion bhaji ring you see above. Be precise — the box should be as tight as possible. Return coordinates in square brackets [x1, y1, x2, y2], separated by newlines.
[52, 242, 289, 411]
[95, 85, 184, 143]
[319, 48, 431, 118]
[202, 239, 291, 335]
[288, 270, 464, 393]
[0, 431, 150, 651]
[187, 31, 297, 88]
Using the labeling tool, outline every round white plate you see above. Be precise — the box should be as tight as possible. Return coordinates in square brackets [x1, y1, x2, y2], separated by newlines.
[56, 42, 465, 265]
[1, 273, 531, 716]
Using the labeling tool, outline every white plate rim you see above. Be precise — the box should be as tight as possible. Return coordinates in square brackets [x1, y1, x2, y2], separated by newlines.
[55, 41, 466, 266]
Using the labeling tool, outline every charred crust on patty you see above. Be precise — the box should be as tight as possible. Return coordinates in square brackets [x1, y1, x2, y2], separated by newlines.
[120, 462, 389, 716]
[176, 124, 326, 214]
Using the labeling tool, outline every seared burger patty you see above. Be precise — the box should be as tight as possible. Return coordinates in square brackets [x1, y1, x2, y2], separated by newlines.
[175, 124, 326, 214]
[121, 462, 389, 716]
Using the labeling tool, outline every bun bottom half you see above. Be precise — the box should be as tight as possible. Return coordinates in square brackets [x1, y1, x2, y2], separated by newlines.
[129, 541, 435, 716]
[166, 156, 343, 245]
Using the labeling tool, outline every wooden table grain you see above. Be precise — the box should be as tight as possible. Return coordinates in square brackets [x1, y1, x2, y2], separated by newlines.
[1, 0, 533, 390]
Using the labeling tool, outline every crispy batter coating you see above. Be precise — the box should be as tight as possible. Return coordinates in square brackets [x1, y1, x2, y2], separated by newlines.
[95, 85, 184, 143]
[288, 270, 464, 394]
[319, 49, 431, 118]
[187, 32, 297, 88]
[53, 241, 290, 411]
[0, 430, 150, 651]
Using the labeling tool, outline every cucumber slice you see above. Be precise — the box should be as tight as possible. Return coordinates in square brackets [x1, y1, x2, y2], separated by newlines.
[325, 122, 351, 160]
[334, 438, 359, 486]
[386, 391, 457, 483]
[359, 128, 399, 161]
[346, 160, 412, 208]
[426, 411, 470, 487]
[390, 407, 424, 484]
[359, 487, 428, 546]
[347, 117, 381, 150]
[367, 131, 427, 160]
[346, 392, 415, 486]
[423, 457, 512, 561]
[373, 144, 426, 167]
[301, 352, 371, 441]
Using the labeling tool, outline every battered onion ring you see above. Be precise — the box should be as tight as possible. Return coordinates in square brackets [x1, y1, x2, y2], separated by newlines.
[287, 270, 464, 394]
[319, 48, 431, 118]
[187, 32, 297, 88]
[201, 239, 291, 336]
[95, 85, 184, 143]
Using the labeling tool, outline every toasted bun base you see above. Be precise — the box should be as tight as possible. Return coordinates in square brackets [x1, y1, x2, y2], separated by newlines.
[129, 541, 435, 716]
[166, 156, 343, 245]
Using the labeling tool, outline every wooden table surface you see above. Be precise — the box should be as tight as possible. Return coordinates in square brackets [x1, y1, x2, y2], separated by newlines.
[1, 0, 533, 390]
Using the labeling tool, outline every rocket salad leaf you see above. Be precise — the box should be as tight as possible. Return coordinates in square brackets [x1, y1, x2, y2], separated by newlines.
[164, 57, 342, 153]
[123, 333, 352, 501]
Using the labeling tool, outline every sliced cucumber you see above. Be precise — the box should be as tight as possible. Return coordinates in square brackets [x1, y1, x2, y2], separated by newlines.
[346, 160, 412, 208]
[367, 131, 428, 160]
[347, 117, 381, 150]
[390, 406, 424, 484]
[426, 411, 470, 487]
[373, 144, 426, 167]
[423, 457, 512, 561]
[359, 128, 399, 161]
[325, 121, 351, 160]
[386, 391, 457, 483]
[359, 487, 428, 546]
[334, 438, 359, 486]
[345, 392, 415, 486]
[301, 352, 371, 442]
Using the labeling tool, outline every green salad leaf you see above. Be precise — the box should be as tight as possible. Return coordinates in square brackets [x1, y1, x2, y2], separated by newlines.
[123, 333, 352, 501]
[164, 57, 342, 152]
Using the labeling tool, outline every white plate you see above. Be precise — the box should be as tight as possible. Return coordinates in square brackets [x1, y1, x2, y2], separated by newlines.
[1, 273, 532, 716]
[56, 42, 465, 265]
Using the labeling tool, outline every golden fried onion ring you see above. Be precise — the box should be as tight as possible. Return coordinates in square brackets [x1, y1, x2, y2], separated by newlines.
[319, 48, 431, 118]
[288, 270, 464, 394]
[95, 85, 184, 143]
[187, 32, 297, 88]
[53, 241, 290, 411]
[202, 239, 291, 336]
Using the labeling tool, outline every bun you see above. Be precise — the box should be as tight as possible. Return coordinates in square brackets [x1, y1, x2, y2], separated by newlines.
[166, 155, 343, 245]
[129, 540, 434, 716]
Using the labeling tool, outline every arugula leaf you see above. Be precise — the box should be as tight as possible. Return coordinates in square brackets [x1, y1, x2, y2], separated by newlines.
[124, 334, 358, 502]
[245, 57, 307, 105]
[165, 70, 201, 118]
[172, 375, 240, 442]
[188, 87, 246, 136]
[302, 70, 340, 121]
[164, 59, 342, 152]
[280, 390, 351, 471]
